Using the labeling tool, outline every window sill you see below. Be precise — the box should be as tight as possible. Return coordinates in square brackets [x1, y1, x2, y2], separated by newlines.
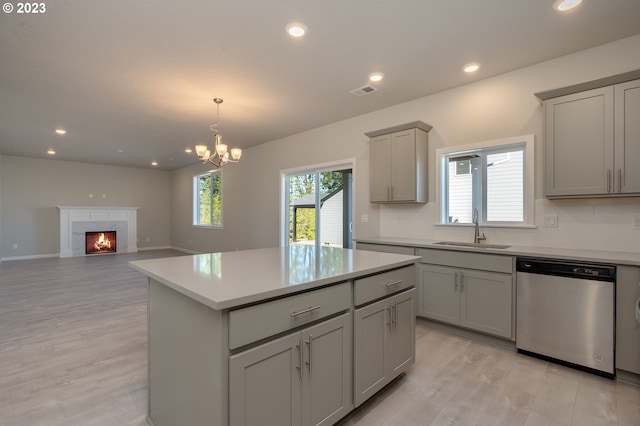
[192, 225, 223, 230]
[436, 223, 537, 230]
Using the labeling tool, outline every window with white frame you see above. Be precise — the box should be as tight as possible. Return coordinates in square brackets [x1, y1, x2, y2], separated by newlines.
[193, 170, 222, 227]
[439, 135, 534, 226]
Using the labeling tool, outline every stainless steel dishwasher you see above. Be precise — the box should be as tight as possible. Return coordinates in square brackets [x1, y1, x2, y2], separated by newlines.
[516, 258, 615, 378]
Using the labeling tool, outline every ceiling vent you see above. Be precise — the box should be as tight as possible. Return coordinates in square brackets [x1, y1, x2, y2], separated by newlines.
[350, 84, 378, 97]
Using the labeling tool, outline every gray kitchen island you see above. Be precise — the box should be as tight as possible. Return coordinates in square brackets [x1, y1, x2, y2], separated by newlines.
[130, 246, 419, 426]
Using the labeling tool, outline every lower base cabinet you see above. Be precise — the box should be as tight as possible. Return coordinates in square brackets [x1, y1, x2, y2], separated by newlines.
[418, 264, 512, 339]
[230, 312, 352, 426]
[616, 265, 640, 376]
[354, 288, 416, 407]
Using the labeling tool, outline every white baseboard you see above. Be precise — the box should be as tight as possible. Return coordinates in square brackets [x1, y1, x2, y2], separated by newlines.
[1, 253, 59, 262]
[1, 246, 199, 262]
[168, 246, 200, 255]
[138, 245, 172, 251]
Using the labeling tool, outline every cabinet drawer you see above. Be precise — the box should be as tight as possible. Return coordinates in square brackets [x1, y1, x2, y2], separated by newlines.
[229, 282, 350, 349]
[354, 265, 416, 307]
[416, 248, 512, 273]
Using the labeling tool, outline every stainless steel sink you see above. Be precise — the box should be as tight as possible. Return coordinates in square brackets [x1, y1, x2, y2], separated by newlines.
[433, 241, 511, 249]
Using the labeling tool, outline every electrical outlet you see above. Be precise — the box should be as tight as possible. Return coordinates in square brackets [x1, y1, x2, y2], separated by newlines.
[543, 215, 558, 227]
[12, 243, 18, 249]
[360, 214, 369, 223]
[633, 214, 640, 230]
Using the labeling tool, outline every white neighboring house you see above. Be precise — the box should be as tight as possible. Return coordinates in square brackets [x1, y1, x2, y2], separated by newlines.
[291, 187, 343, 246]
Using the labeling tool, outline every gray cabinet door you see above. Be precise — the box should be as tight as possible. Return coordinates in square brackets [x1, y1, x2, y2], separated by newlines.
[353, 288, 416, 408]
[370, 128, 428, 203]
[353, 297, 388, 407]
[370, 134, 392, 202]
[615, 266, 640, 375]
[545, 86, 614, 196]
[418, 264, 460, 325]
[388, 288, 416, 376]
[302, 313, 352, 426]
[229, 333, 302, 426]
[390, 129, 417, 202]
[459, 269, 513, 339]
[615, 79, 640, 194]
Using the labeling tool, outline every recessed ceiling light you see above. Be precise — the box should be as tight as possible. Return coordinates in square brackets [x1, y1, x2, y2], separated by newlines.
[553, 0, 582, 11]
[369, 73, 384, 82]
[464, 63, 480, 73]
[47, 149, 56, 155]
[286, 22, 307, 38]
[151, 161, 158, 166]
[55, 129, 66, 135]
[185, 148, 192, 153]
[116, 149, 124, 153]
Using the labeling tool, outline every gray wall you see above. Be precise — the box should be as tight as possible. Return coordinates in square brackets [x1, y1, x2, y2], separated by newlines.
[0, 153, 2, 261]
[170, 34, 640, 255]
[0, 156, 171, 258]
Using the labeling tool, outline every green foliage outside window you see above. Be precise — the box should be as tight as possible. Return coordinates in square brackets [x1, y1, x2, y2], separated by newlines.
[288, 171, 344, 242]
[196, 172, 222, 226]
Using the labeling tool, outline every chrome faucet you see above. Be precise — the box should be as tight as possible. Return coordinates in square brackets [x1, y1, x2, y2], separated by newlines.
[473, 208, 486, 244]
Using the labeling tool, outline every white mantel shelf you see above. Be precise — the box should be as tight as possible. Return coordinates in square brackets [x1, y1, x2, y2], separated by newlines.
[57, 206, 139, 258]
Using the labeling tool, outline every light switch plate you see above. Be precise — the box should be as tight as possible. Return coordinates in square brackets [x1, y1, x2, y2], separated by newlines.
[360, 214, 369, 223]
[543, 215, 558, 227]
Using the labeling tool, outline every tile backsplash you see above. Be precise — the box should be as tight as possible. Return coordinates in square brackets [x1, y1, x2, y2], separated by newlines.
[378, 198, 640, 254]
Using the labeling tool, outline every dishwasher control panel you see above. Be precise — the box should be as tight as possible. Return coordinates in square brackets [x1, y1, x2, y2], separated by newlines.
[516, 258, 616, 282]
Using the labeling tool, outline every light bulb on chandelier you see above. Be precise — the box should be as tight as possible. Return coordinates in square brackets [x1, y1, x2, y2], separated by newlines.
[194, 98, 242, 167]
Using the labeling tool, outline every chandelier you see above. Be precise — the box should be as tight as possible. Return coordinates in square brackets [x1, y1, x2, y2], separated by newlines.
[195, 98, 242, 167]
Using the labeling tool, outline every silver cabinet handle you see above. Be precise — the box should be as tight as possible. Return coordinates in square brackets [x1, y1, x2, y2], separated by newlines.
[296, 337, 302, 376]
[617, 169, 622, 193]
[390, 302, 396, 329]
[385, 280, 403, 288]
[386, 306, 392, 328]
[306, 335, 313, 373]
[608, 169, 612, 193]
[454, 271, 458, 292]
[387, 187, 391, 201]
[394, 301, 398, 329]
[460, 272, 465, 292]
[291, 305, 321, 317]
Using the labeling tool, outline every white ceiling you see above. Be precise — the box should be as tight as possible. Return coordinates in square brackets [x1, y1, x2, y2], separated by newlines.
[1, 0, 639, 170]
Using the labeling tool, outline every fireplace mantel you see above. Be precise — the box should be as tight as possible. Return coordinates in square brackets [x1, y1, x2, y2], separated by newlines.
[57, 206, 139, 258]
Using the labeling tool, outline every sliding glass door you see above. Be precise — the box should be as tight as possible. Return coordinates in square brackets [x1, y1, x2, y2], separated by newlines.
[285, 167, 353, 248]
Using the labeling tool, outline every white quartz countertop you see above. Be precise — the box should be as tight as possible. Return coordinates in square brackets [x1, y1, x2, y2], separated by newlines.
[130, 246, 419, 310]
[355, 237, 640, 266]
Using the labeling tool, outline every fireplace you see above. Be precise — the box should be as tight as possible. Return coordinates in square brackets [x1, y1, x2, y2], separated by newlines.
[85, 231, 117, 255]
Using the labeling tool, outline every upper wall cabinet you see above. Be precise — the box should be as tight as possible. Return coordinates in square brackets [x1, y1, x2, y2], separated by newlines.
[537, 71, 640, 198]
[615, 80, 640, 194]
[366, 121, 431, 203]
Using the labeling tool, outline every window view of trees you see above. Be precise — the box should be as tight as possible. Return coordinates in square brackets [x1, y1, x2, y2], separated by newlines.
[288, 170, 347, 245]
[289, 173, 316, 242]
[195, 171, 222, 226]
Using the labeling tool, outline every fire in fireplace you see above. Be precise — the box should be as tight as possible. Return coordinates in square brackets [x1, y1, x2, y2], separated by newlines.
[85, 231, 117, 255]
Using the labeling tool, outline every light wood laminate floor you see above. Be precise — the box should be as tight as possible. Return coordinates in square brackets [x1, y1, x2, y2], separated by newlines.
[1, 250, 638, 426]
